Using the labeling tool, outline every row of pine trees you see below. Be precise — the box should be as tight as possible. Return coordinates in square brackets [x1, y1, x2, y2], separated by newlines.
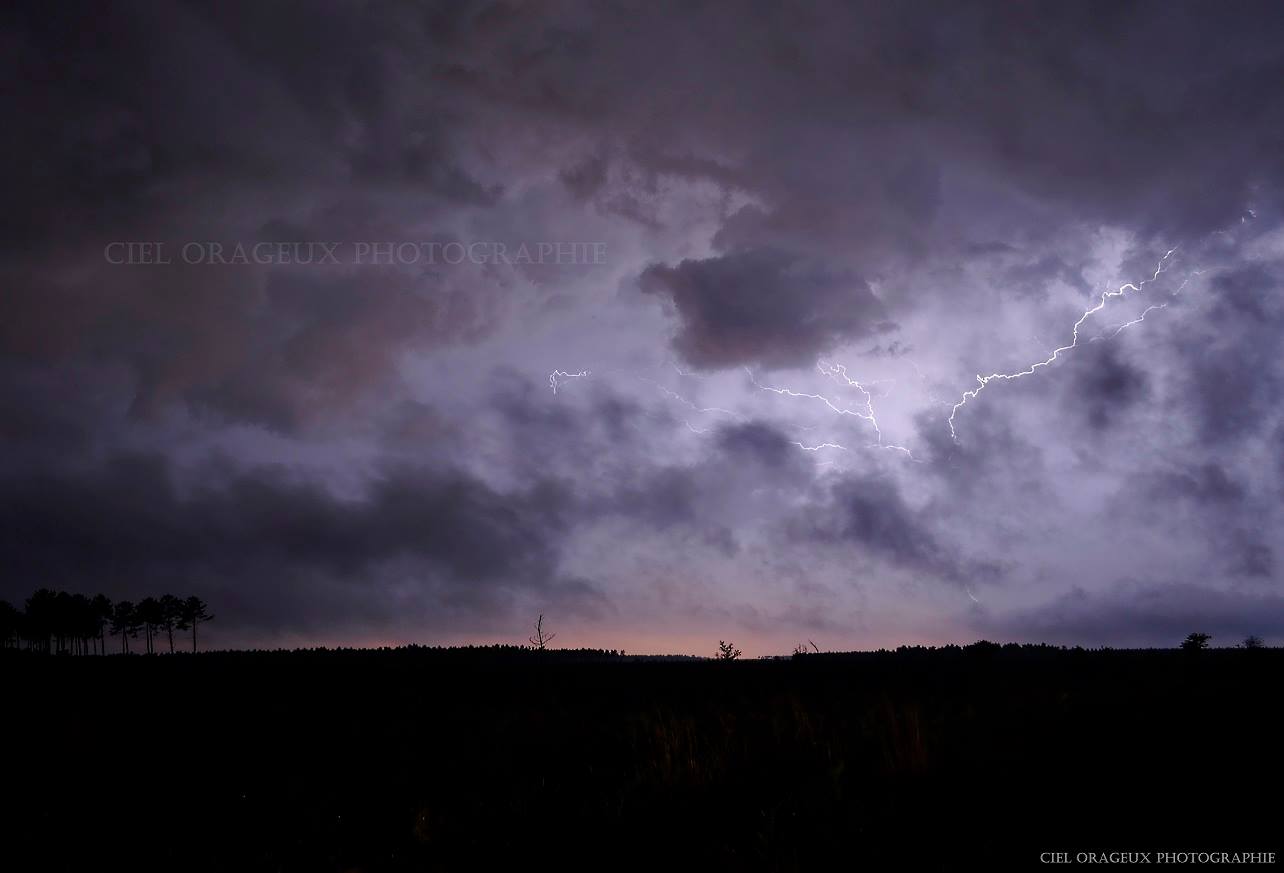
[0, 589, 213, 655]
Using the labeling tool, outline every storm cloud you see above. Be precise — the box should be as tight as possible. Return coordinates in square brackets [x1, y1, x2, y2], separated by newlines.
[3, 1, 1284, 652]
[640, 248, 891, 371]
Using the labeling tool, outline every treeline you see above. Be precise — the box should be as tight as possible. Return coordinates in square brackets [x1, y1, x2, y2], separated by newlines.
[0, 589, 213, 655]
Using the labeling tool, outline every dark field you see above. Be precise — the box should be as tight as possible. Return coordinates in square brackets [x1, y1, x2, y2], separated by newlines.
[5, 645, 1281, 871]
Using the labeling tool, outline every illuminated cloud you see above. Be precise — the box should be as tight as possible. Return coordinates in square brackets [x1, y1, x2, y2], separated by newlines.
[3, 1, 1284, 651]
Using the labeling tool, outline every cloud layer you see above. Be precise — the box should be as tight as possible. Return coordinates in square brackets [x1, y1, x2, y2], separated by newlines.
[3, 1, 1284, 652]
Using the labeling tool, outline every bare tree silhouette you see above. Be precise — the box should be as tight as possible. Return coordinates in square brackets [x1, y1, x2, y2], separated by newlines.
[529, 614, 557, 650]
[1242, 635, 1264, 649]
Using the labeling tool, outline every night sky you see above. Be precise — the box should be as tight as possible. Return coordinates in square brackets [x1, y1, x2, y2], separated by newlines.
[4, 1, 1284, 654]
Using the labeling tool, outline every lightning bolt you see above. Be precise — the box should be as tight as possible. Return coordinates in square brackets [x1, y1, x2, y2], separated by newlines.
[816, 361, 918, 459]
[947, 248, 1178, 441]
[745, 366, 872, 419]
[1089, 270, 1203, 343]
[548, 369, 590, 395]
[659, 373, 853, 457]
[646, 381, 742, 420]
[553, 366, 748, 444]
[745, 363, 918, 459]
[790, 441, 848, 452]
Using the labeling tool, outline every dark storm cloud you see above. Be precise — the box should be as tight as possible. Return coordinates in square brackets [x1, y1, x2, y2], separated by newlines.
[1066, 345, 1150, 432]
[483, 370, 679, 490]
[1180, 263, 1284, 446]
[999, 253, 1092, 302]
[4, 0, 1284, 646]
[0, 453, 592, 634]
[10, 3, 1284, 248]
[0, 0, 528, 437]
[1114, 460, 1274, 580]
[714, 420, 798, 468]
[639, 248, 891, 371]
[436, 1, 1284, 244]
[8, 0, 1284, 430]
[1, 1, 495, 249]
[0, 366, 103, 459]
[1138, 463, 1247, 505]
[915, 405, 1047, 498]
[567, 418, 825, 557]
[0, 254, 507, 433]
[980, 583, 1284, 647]
[796, 471, 991, 583]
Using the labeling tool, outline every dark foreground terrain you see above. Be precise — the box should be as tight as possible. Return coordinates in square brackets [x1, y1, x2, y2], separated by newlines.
[4, 644, 1281, 871]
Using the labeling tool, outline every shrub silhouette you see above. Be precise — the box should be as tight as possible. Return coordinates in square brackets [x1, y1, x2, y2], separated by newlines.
[1180, 632, 1212, 651]
[717, 640, 741, 660]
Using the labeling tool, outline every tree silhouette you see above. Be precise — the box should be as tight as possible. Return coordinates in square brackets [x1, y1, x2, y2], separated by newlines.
[68, 593, 91, 655]
[25, 589, 58, 654]
[110, 601, 138, 654]
[159, 594, 182, 654]
[5, 589, 212, 655]
[137, 597, 164, 655]
[0, 600, 19, 649]
[1242, 635, 1264, 649]
[528, 614, 556, 650]
[179, 596, 213, 653]
[91, 594, 112, 655]
[1181, 632, 1212, 651]
[717, 640, 742, 660]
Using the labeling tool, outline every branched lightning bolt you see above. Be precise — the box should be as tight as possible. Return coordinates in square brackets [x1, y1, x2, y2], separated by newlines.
[548, 369, 590, 395]
[947, 248, 1179, 441]
[647, 381, 742, 420]
[1089, 304, 1168, 342]
[817, 361, 917, 459]
[746, 364, 918, 460]
[1089, 270, 1203, 343]
[746, 366, 872, 419]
